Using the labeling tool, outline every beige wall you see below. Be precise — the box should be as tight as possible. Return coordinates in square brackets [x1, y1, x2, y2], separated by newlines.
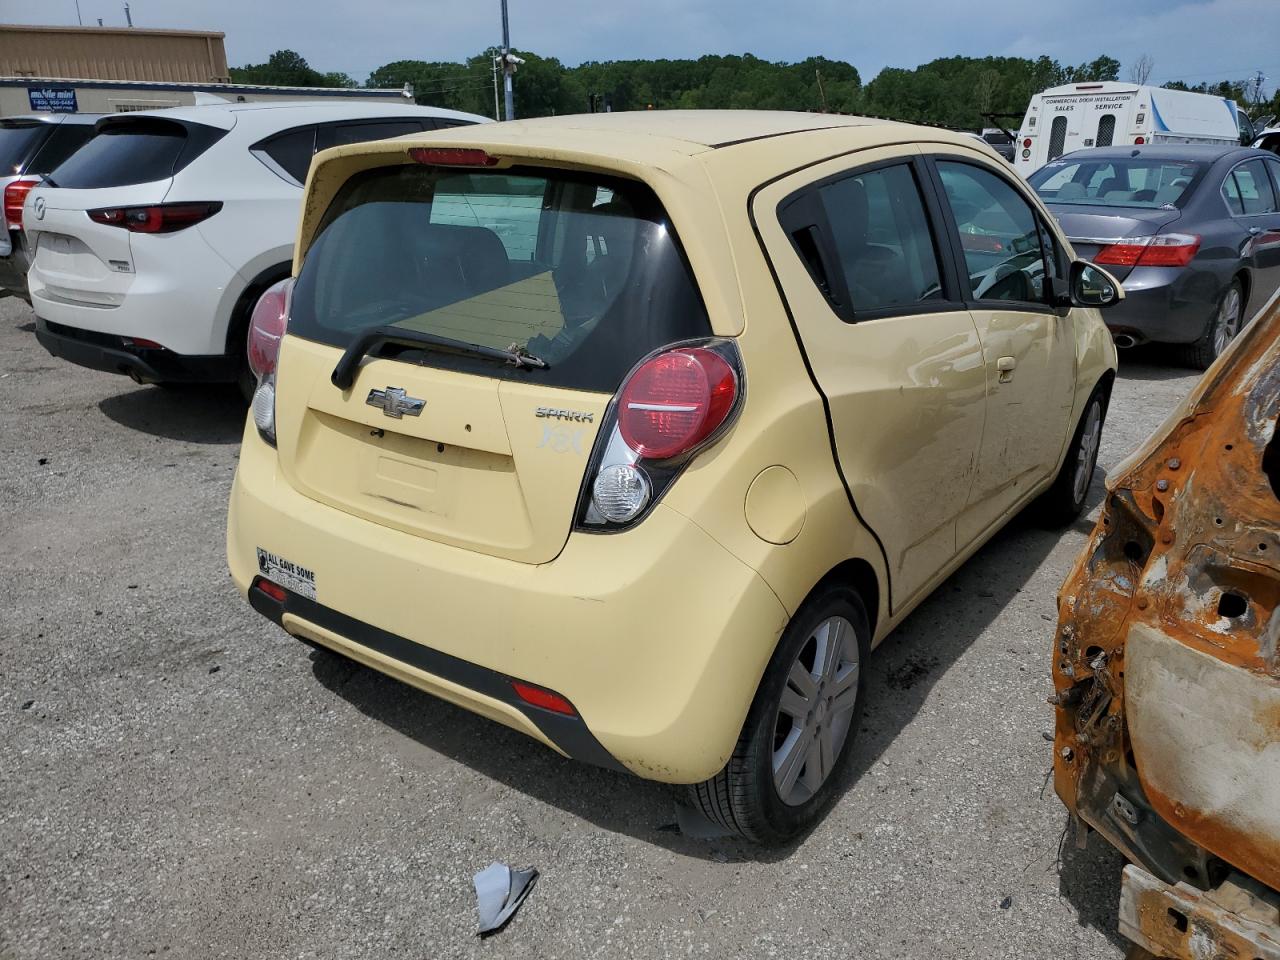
[0, 24, 229, 83]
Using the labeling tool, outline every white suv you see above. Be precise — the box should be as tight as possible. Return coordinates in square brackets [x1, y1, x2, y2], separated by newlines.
[26, 100, 487, 395]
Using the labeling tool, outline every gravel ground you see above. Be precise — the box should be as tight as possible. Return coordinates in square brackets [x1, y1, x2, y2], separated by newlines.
[0, 294, 1203, 960]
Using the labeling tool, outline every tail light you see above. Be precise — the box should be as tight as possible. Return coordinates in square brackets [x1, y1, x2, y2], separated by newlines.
[246, 277, 294, 445]
[1095, 233, 1201, 268]
[4, 178, 38, 231]
[577, 340, 743, 530]
[1023, 138, 1033, 148]
[88, 202, 222, 234]
[1134, 136, 1146, 145]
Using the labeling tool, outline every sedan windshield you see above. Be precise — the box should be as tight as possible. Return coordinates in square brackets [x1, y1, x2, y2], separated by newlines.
[1030, 158, 1204, 209]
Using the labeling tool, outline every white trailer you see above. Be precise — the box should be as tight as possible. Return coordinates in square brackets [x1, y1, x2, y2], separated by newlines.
[1013, 82, 1249, 176]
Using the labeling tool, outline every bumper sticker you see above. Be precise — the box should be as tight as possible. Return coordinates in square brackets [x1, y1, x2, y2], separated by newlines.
[256, 548, 316, 601]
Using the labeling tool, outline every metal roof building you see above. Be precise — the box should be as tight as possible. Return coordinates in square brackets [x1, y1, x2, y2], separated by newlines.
[0, 23, 409, 116]
[0, 23, 230, 83]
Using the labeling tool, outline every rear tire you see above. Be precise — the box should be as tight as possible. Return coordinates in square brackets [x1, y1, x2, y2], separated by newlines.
[1035, 386, 1106, 527]
[688, 585, 869, 844]
[1180, 279, 1243, 371]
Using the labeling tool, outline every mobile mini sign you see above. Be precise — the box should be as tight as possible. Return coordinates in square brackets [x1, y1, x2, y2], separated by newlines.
[27, 86, 78, 113]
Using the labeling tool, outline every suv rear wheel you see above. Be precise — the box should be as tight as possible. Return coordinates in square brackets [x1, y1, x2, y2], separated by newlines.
[689, 585, 869, 843]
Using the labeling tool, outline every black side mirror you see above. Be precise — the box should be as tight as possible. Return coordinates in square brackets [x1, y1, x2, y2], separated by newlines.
[1069, 260, 1124, 309]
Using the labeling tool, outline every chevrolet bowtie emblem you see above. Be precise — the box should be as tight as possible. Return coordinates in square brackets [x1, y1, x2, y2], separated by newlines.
[365, 386, 425, 419]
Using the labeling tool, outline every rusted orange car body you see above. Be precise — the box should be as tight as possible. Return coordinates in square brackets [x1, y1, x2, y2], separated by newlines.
[1052, 292, 1280, 960]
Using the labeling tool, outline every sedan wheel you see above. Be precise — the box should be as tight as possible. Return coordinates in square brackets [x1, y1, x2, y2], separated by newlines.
[1212, 284, 1242, 358]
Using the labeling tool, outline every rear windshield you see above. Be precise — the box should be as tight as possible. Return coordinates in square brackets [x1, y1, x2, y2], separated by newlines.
[289, 164, 711, 393]
[50, 118, 225, 189]
[0, 123, 49, 174]
[1030, 157, 1204, 208]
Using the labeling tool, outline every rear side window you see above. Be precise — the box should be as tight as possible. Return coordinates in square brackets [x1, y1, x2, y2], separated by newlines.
[317, 120, 432, 151]
[815, 164, 943, 312]
[50, 118, 225, 189]
[289, 164, 710, 393]
[937, 161, 1049, 305]
[253, 126, 317, 184]
[1226, 159, 1278, 215]
[0, 122, 49, 174]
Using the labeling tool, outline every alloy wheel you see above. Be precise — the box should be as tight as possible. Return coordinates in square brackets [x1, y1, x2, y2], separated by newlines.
[772, 615, 861, 806]
[1213, 286, 1242, 358]
[1072, 399, 1103, 505]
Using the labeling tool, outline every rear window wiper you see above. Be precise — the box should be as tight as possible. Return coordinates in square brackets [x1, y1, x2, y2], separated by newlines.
[330, 324, 547, 390]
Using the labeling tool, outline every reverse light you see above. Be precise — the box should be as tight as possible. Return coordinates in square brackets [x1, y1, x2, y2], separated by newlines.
[246, 277, 294, 445]
[409, 147, 499, 167]
[4, 178, 38, 231]
[88, 202, 222, 234]
[1095, 233, 1201, 268]
[511, 681, 577, 716]
[578, 340, 744, 532]
[592, 463, 651, 523]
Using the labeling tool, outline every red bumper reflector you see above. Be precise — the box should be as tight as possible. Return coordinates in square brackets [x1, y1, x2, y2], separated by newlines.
[511, 681, 577, 716]
[122, 337, 164, 349]
[253, 578, 287, 603]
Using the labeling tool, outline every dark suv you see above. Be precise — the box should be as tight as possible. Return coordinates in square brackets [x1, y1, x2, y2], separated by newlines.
[0, 114, 100, 301]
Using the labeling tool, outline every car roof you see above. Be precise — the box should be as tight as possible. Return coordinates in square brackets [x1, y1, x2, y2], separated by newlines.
[453, 109, 900, 152]
[0, 113, 103, 126]
[107, 99, 489, 132]
[1054, 144, 1261, 163]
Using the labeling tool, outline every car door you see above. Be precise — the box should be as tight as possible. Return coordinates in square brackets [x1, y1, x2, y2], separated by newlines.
[1224, 157, 1280, 310]
[927, 156, 1078, 548]
[754, 147, 987, 610]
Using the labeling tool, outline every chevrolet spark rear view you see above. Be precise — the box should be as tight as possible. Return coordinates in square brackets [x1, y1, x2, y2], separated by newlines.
[229, 111, 1120, 842]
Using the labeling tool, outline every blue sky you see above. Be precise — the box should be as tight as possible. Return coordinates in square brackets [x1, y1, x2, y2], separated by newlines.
[18, 0, 1280, 96]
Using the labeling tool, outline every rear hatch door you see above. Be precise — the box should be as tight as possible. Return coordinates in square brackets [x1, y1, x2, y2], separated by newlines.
[26, 115, 228, 306]
[275, 160, 712, 564]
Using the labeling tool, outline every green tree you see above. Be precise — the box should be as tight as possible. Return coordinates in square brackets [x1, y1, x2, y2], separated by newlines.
[230, 49, 349, 88]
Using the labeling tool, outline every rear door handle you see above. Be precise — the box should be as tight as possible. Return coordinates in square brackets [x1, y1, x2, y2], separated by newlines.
[996, 356, 1016, 383]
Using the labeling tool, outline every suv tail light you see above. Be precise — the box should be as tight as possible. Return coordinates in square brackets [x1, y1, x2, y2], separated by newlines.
[246, 277, 294, 445]
[88, 202, 222, 234]
[4, 178, 39, 231]
[577, 340, 743, 530]
[1095, 233, 1201, 268]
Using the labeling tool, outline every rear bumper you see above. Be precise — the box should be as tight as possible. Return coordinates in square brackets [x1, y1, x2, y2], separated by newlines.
[35, 317, 238, 383]
[227, 421, 790, 783]
[1119, 865, 1280, 960]
[1105, 267, 1219, 346]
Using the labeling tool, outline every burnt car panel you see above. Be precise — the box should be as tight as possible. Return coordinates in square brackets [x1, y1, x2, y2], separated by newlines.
[1052, 286, 1280, 950]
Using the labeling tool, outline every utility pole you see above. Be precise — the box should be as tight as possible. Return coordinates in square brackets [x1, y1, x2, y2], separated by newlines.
[124, 2, 133, 26]
[1251, 70, 1268, 107]
[499, 0, 515, 121]
[74, 0, 83, 25]
[491, 55, 501, 121]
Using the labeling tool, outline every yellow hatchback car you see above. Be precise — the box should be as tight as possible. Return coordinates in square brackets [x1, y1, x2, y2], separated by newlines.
[228, 111, 1120, 842]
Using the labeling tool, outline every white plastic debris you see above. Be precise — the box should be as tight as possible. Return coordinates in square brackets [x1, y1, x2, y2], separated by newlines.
[473, 861, 538, 935]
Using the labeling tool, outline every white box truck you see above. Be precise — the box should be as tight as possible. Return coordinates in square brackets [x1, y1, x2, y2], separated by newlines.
[1013, 82, 1252, 176]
